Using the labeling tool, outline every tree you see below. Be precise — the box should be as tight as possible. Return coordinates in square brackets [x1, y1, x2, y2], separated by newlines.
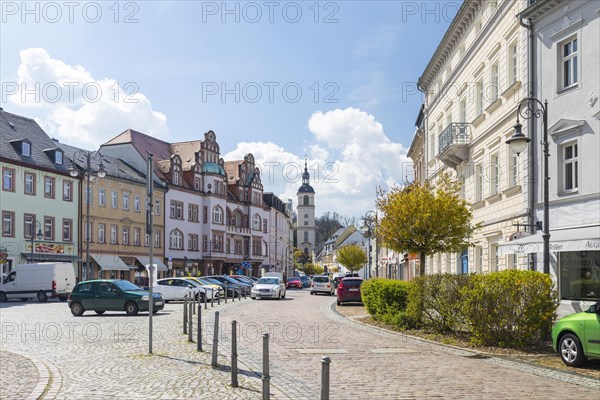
[303, 263, 324, 275]
[376, 172, 480, 276]
[336, 244, 368, 273]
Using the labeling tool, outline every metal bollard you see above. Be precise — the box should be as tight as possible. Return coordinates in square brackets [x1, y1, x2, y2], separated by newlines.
[197, 295, 202, 352]
[231, 320, 238, 387]
[224, 285, 228, 303]
[192, 293, 196, 315]
[188, 296, 193, 342]
[320, 356, 331, 400]
[211, 311, 220, 368]
[211, 288, 215, 307]
[217, 288, 220, 305]
[237, 286, 241, 301]
[205, 288, 208, 309]
[183, 294, 188, 335]
[262, 333, 270, 400]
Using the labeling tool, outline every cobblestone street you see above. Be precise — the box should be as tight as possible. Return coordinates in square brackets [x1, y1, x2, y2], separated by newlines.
[1, 291, 599, 399]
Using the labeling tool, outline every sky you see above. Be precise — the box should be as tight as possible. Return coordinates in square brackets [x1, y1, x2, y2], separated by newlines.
[0, 0, 456, 218]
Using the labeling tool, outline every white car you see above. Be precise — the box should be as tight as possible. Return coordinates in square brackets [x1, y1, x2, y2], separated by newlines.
[155, 278, 203, 302]
[182, 278, 219, 301]
[251, 277, 286, 300]
[310, 275, 335, 296]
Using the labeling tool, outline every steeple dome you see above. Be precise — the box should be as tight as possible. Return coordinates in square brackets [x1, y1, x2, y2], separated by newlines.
[298, 159, 314, 193]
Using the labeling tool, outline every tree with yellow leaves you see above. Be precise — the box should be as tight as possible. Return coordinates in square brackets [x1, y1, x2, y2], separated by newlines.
[336, 244, 368, 273]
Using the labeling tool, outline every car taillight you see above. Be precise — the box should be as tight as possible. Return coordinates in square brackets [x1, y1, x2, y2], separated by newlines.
[52, 280, 56, 291]
[326, 284, 330, 288]
[338, 283, 344, 290]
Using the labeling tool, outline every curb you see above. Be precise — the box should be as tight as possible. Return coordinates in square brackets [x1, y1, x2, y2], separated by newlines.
[1, 350, 62, 400]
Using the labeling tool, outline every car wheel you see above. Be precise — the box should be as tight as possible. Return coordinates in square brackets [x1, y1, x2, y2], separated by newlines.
[37, 291, 48, 303]
[20, 298, 29, 302]
[282, 291, 286, 299]
[0, 292, 7, 302]
[95, 310, 105, 315]
[197, 292, 205, 302]
[277, 291, 281, 300]
[310, 291, 314, 295]
[125, 301, 139, 316]
[70, 302, 84, 316]
[559, 333, 587, 367]
[152, 309, 160, 314]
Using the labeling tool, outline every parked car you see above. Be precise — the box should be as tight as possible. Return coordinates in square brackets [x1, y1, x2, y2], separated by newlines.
[0, 262, 76, 302]
[187, 277, 225, 298]
[68, 280, 164, 316]
[310, 275, 334, 296]
[182, 278, 219, 301]
[299, 275, 312, 288]
[251, 277, 286, 300]
[205, 275, 250, 296]
[552, 301, 600, 367]
[229, 275, 256, 286]
[336, 277, 363, 306]
[286, 277, 303, 289]
[154, 278, 200, 302]
[201, 277, 239, 297]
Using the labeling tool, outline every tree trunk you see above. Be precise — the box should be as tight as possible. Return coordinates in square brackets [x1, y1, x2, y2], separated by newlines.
[419, 252, 426, 277]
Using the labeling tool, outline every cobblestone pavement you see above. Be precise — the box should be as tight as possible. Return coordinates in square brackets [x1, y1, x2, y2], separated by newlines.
[1, 291, 599, 399]
[0, 350, 40, 400]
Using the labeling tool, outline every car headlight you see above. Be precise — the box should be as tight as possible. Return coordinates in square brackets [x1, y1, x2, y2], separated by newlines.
[140, 295, 150, 301]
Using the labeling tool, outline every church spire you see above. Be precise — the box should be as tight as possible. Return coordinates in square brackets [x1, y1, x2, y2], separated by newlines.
[302, 157, 310, 185]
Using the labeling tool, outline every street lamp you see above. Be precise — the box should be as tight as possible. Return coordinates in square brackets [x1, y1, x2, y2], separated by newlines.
[506, 98, 550, 275]
[361, 211, 378, 279]
[29, 220, 44, 263]
[69, 150, 106, 281]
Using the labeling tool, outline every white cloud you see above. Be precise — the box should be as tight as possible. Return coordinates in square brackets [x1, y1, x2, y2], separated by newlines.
[225, 107, 411, 219]
[7, 48, 169, 149]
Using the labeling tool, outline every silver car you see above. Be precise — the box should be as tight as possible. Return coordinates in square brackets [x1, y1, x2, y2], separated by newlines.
[251, 277, 286, 300]
[310, 275, 334, 295]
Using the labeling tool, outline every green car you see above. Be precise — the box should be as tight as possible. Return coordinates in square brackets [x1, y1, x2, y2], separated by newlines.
[68, 279, 164, 316]
[552, 301, 600, 367]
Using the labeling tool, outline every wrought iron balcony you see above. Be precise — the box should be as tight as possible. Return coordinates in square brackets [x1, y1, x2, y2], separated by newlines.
[437, 122, 470, 168]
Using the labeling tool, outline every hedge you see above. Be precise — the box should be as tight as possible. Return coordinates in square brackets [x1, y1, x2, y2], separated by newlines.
[361, 278, 414, 327]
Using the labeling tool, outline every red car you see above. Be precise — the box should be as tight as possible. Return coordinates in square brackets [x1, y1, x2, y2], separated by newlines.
[336, 277, 363, 306]
[286, 277, 303, 289]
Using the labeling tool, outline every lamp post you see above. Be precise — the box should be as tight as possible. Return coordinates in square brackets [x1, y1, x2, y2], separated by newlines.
[361, 211, 378, 279]
[69, 150, 106, 281]
[29, 220, 44, 263]
[506, 98, 549, 275]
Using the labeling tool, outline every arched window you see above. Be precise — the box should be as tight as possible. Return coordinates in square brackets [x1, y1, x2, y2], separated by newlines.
[212, 206, 223, 224]
[303, 195, 309, 205]
[304, 231, 308, 242]
[169, 229, 183, 249]
[252, 214, 261, 230]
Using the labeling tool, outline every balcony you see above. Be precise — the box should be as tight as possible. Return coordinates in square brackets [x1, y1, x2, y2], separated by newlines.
[438, 123, 470, 168]
[226, 225, 251, 235]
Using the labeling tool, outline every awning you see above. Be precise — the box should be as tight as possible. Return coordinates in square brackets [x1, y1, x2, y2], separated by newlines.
[135, 256, 168, 272]
[22, 253, 81, 262]
[498, 226, 600, 256]
[90, 253, 131, 271]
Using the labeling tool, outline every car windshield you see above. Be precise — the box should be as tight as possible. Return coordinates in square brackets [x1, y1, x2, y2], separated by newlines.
[289, 278, 300, 281]
[113, 280, 142, 291]
[257, 278, 279, 285]
[313, 276, 329, 283]
[185, 279, 200, 287]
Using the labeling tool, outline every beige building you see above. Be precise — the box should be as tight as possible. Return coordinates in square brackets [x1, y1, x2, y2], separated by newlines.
[414, 0, 531, 274]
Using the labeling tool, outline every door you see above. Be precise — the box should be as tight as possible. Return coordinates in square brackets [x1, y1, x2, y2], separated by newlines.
[2, 271, 17, 299]
[584, 308, 600, 357]
[95, 281, 122, 310]
[156, 280, 174, 300]
[461, 250, 469, 275]
[75, 282, 97, 309]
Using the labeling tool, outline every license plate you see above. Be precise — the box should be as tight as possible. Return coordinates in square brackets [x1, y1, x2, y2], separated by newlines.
[155, 301, 164, 305]
[349, 288, 359, 292]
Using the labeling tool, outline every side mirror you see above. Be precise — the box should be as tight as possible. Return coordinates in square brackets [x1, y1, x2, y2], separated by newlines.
[188, 285, 193, 289]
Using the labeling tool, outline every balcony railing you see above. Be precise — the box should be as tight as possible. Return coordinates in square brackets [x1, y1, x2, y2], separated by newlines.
[437, 122, 470, 168]
[226, 225, 251, 235]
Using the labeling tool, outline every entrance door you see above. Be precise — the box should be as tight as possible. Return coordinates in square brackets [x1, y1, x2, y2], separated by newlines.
[460, 250, 469, 274]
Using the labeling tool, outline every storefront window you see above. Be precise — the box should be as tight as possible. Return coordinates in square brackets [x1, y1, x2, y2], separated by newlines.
[560, 251, 600, 301]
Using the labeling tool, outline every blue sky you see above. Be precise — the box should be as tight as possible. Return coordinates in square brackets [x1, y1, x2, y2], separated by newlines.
[1, 1, 456, 217]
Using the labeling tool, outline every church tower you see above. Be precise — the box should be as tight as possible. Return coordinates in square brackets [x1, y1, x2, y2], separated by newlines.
[297, 160, 316, 258]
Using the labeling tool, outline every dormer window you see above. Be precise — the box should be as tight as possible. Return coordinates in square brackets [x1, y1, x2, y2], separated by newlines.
[173, 171, 179, 185]
[55, 150, 63, 165]
[22, 141, 31, 156]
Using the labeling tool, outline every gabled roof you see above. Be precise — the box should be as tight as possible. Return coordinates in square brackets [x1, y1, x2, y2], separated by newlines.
[0, 109, 70, 174]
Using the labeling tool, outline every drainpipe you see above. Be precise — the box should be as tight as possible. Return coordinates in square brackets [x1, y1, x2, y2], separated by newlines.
[519, 15, 536, 269]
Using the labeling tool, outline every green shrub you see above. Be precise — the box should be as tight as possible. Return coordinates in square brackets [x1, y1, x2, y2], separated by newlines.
[408, 274, 470, 333]
[361, 278, 414, 328]
[460, 270, 558, 347]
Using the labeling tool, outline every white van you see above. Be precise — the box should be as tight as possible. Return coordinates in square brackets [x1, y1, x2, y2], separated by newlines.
[0, 262, 77, 302]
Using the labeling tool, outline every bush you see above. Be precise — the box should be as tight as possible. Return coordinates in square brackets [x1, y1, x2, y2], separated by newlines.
[408, 274, 470, 333]
[361, 278, 414, 328]
[460, 270, 558, 347]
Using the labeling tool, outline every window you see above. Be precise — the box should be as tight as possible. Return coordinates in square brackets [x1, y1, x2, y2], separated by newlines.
[55, 151, 63, 165]
[170, 200, 183, 219]
[44, 177, 55, 198]
[98, 224, 105, 243]
[203, 235, 209, 252]
[110, 225, 117, 244]
[154, 230, 161, 248]
[252, 214, 261, 230]
[63, 181, 72, 201]
[62, 219, 72, 241]
[489, 243, 499, 272]
[85, 186, 93, 205]
[560, 37, 578, 90]
[98, 189, 106, 206]
[123, 192, 129, 210]
[476, 79, 484, 116]
[459, 99, 466, 123]
[154, 200, 161, 215]
[490, 62, 499, 101]
[509, 150, 518, 187]
[2, 168, 14, 191]
[508, 42, 518, 85]
[2, 211, 15, 237]
[122, 227, 129, 245]
[562, 143, 578, 191]
[188, 234, 199, 251]
[263, 220, 267, 233]
[173, 170, 179, 185]
[475, 164, 484, 202]
[24, 214, 35, 238]
[304, 231, 308, 242]
[44, 216, 55, 240]
[111, 191, 118, 208]
[22, 141, 31, 156]
[194, 177, 201, 191]
[490, 153, 499, 195]
[304, 221, 308, 226]
[84, 222, 91, 242]
[506, 253, 518, 270]
[213, 206, 223, 224]
[203, 206, 208, 223]
[303, 195, 309, 205]
[134, 227, 140, 245]
[559, 251, 600, 301]
[144, 233, 150, 247]
[188, 204, 198, 222]
[134, 195, 140, 212]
